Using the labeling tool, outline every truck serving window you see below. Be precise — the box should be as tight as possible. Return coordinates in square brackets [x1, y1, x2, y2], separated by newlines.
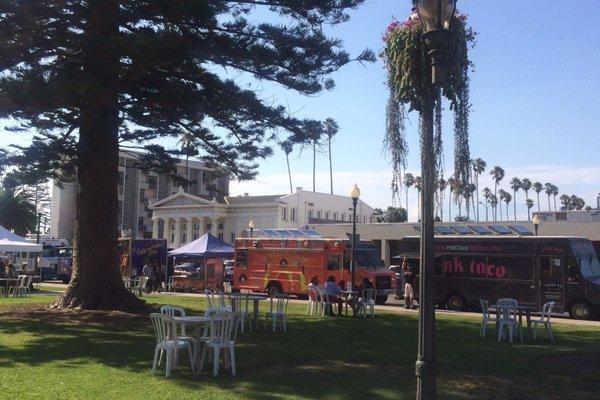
[570, 239, 600, 279]
[236, 249, 248, 269]
[327, 254, 341, 270]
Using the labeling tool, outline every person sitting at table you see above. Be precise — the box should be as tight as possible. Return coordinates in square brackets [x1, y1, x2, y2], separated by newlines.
[323, 275, 344, 316]
[142, 261, 154, 294]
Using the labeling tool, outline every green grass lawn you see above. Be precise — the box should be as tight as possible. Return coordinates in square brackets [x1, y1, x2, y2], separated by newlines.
[1, 292, 599, 400]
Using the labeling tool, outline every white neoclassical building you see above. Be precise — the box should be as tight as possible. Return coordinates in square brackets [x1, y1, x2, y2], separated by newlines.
[150, 187, 376, 248]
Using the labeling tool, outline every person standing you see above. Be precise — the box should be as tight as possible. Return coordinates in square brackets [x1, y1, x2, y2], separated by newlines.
[142, 261, 154, 294]
[403, 263, 416, 309]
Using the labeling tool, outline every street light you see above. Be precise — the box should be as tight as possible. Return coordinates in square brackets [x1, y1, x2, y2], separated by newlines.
[248, 219, 255, 238]
[414, 0, 457, 84]
[532, 214, 540, 236]
[349, 183, 360, 291]
[412, 1, 457, 399]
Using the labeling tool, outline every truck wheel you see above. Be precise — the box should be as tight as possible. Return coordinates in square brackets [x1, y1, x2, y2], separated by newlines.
[569, 300, 594, 320]
[375, 295, 388, 305]
[266, 282, 283, 297]
[445, 293, 466, 311]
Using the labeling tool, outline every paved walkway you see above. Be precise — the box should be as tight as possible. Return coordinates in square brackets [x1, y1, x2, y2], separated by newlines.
[41, 281, 600, 327]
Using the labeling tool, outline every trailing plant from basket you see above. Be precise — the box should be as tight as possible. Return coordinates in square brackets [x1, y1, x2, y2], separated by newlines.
[382, 10, 476, 205]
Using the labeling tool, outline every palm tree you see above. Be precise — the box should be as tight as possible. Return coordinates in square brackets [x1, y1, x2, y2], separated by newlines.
[280, 141, 294, 194]
[544, 183, 553, 211]
[498, 189, 509, 221]
[500, 190, 512, 221]
[471, 158, 486, 221]
[509, 177, 522, 221]
[552, 184, 559, 211]
[559, 194, 570, 211]
[450, 178, 463, 219]
[464, 183, 476, 221]
[525, 198, 534, 219]
[482, 187, 492, 221]
[323, 118, 339, 195]
[414, 176, 422, 221]
[403, 173, 415, 221]
[532, 182, 543, 213]
[521, 178, 532, 221]
[490, 166, 505, 221]
[0, 188, 36, 236]
[489, 194, 498, 222]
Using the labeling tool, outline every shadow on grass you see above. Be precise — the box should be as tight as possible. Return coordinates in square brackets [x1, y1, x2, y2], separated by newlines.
[1, 302, 600, 399]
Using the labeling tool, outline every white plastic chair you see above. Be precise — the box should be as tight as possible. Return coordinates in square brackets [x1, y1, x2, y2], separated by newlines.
[230, 294, 251, 332]
[306, 286, 319, 316]
[159, 305, 197, 347]
[478, 298, 499, 338]
[150, 313, 195, 378]
[130, 277, 148, 297]
[205, 290, 230, 308]
[9, 275, 29, 298]
[316, 287, 335, 317]
[497, 298, 522, 343]
[123, 277, 131, 289]
[199, 312, 240, 376]
[532, 301, 555, 341]
[223, 282, 232, 293]
[361, 289, 377, 319]
[164, 275, 175, 292]
[265, 294, 290, 332]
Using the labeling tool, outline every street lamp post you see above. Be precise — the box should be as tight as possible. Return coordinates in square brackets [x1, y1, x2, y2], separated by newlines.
[349, 184, 361, 290]
[412, 1, 457, 399]
[248, 219, 255, 238]
[35, 209, 42, 281]
[532, 214, 540, 236]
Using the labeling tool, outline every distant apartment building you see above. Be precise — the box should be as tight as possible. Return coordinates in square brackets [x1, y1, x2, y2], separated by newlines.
[50, 151, 229, 240]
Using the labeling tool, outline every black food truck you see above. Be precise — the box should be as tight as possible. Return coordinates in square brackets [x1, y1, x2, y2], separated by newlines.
[394, 236, 600, 320]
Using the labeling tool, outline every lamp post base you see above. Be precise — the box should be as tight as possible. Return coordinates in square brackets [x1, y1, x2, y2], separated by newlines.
[415, 359, 436, 399]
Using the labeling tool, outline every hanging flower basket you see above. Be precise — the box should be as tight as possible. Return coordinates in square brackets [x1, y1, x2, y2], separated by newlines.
[382, 10, 476, 202]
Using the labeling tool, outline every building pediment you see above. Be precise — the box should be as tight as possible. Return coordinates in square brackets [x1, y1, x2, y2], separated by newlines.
[151, 187, 215, 209]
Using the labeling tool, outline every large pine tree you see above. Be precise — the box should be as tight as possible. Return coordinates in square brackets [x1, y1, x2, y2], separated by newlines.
[0, 0, 374, 310]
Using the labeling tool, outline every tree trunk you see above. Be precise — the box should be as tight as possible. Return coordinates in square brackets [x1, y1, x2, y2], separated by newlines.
[328, 136, 333, 195]
[553, 196, 557, 212]
[475, 175, 479, 221]
[537, 192, 540, 213]
[286, 153, 293, 194]
[513, 191, 517, 221]
[484, 203, 488, 222]
[406, 189, 409, 222]
[547, 195, 551, 211]
[448, 192, 451, 222]
[494, 183, 498, 221]
[312, 140, 316, 192]
[53, 0, 147, 311]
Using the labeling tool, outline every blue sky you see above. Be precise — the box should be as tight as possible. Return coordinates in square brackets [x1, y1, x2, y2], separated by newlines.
[233, 0, 600, 220]
[1, 1, 599, 221]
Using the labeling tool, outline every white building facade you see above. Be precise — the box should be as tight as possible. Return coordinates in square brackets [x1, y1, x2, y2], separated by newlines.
[150, 187, 376, 248]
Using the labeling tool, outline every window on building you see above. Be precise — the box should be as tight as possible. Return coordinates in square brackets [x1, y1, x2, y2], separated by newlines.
[171, 233, 175, 242]
[206, 223, 212, 231]
[341, 213, 346, 221]
[308, 209, 313, 218]
[218, 223, 224, 230]
[193, 233, 198, 240]
[291, 208, 296, 221]
[230, 232, 236, 243]
[333, 212, 337, 221]
[325, 211, 330, 220]
[148, 176, 157, 190]
[138, 217, 145, 231]
[171, 224, 175, 231]
[182, 223, 187, 231]
[182, 233, 187, 243]
[316, 210, 322, 219]
[194, 223, 200, 230]
[281, 207, 287, 220]
[218, 233, 224, 241]
[327, 254, 341, 270]
[363, 216, 367, 223]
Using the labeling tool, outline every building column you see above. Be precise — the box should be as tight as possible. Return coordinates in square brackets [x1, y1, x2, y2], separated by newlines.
[186, 217, 193, 243]
[173, 217, 182, 248]
[152, 217, 160, 239]
[381, 239, 390, 267]
[211, 217, 218, 237]
[198, 217, 206, 237]
[165, 218, 172, 246]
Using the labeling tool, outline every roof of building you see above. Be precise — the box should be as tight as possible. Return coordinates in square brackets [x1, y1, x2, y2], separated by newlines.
[224, 194, 283, 205]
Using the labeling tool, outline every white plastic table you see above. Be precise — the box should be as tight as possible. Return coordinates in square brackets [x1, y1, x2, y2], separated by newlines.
[230, 293, 267, 328]
[173, 315, 211, 369]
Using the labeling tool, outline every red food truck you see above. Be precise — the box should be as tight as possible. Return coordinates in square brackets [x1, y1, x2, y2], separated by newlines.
[394, 236, 600, 319]
[233, 237, 396, 304]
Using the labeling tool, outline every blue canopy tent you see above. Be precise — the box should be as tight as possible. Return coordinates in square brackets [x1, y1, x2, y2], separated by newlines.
[168, 233, 234, 258]
[167, 233, 234, 284]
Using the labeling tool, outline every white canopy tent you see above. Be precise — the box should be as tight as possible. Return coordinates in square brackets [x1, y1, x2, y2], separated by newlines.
[0, 225, 43, 253]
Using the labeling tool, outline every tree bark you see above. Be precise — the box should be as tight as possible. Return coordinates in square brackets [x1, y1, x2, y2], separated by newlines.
[53, 0, 148, 311]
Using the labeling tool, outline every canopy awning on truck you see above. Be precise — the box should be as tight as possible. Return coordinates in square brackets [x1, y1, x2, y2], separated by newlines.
[168, 233, 234, 258]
